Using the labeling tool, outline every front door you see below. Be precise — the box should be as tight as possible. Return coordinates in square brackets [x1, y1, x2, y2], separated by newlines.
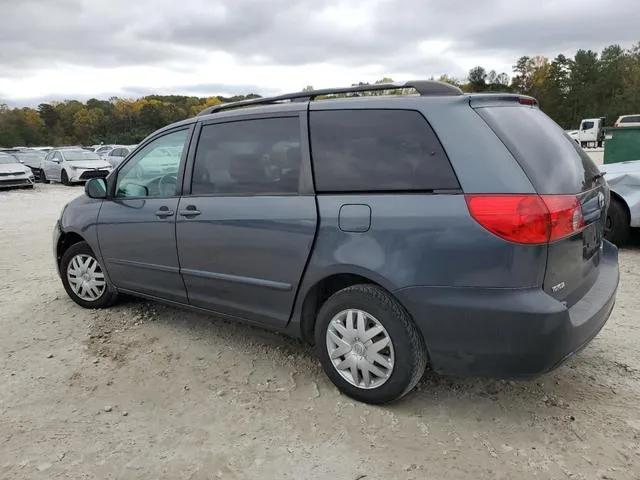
[46, 151, 63, 181]
[97, 127, 192, 303]
[176, 115, 317, 328]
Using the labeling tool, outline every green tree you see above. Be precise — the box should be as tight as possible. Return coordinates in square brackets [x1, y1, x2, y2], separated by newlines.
[468, 66, 488, 92]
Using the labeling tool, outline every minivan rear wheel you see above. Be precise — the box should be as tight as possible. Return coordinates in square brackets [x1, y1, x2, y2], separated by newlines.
[605, 198, 630, 246]
[60, 241, 118, 308]
[315, 284, 427, 404]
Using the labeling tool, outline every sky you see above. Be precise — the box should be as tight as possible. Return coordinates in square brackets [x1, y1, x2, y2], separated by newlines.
[0, 0, 638, 107]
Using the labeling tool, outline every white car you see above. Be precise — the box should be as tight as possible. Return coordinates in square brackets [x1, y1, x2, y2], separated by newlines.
[614, 114, 640, 128]
[0, 152, 35, 189]
[41, 148, 113, 185]
[102, 145, 137, 167]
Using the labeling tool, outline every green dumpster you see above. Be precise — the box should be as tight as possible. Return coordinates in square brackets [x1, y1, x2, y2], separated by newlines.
[603, 126, 640, 164]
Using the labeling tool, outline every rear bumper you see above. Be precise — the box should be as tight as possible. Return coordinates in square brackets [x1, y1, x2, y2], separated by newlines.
[394, 241, 619, 377]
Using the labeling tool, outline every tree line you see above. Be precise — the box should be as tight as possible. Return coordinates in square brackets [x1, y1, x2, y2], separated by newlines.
[1, 42, 638, 147]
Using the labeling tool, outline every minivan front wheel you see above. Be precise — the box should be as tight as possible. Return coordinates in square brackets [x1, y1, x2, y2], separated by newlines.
[315, 284, 427, 404]
[60, 241, 118, 308]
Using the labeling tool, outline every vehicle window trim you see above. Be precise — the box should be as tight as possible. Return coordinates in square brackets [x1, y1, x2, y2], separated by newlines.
[182, 114, 310, 198]
[108, 124, 195, 199]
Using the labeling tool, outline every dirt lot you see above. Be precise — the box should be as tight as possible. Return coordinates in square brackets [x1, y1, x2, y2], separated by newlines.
[1, 184, 640, 480]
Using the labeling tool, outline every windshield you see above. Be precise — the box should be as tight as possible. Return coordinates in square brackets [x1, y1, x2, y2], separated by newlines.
[0, 154, 19, 165]
[63, 150, 102, 161]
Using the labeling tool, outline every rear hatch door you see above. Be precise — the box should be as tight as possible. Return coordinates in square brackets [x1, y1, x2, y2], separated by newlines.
[476, 103, 608, 306]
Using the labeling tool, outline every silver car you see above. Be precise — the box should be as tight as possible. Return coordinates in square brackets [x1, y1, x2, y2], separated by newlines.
[0, 152, 35, 189]
[2, 149, 47, 180]
[102, 145, 137, 168]
[41, 148, 113, 185]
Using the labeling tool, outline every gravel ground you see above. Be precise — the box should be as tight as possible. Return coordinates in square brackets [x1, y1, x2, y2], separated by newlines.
[1, 184, 639, 480]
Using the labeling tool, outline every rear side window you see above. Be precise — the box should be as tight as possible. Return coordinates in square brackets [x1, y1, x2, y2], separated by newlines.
[191, 117, 302, 195]
[620, 115, 640, 123]
[477, 106, 601, 194]
[309, 110, 459, 192]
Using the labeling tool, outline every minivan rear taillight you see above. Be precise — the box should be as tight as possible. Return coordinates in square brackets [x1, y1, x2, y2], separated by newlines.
[465, 194, 585, 244]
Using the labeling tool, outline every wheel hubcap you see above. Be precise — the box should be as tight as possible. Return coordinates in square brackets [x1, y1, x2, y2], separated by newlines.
[66, 254, 106, 301]
[326, 309, 395, 389]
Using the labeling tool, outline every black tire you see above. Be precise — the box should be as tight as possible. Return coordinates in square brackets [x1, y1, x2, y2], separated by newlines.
[605, 198, 630, 246]
[61, 170, 70, 186]
[314, 284, 427, 404]
[60, 241, 118, 309]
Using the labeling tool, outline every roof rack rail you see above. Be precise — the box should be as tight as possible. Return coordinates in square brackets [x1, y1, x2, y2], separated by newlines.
[197, 80, 463, 116]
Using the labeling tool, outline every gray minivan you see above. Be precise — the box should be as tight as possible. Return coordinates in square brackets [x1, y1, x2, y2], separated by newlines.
[53, 81, 619, 404]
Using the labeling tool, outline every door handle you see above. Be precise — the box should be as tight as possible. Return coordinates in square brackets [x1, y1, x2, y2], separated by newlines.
[179, 205, 201, 218]
[155, 207, 175, 218]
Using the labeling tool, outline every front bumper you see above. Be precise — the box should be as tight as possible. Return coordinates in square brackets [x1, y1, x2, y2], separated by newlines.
[0, 175, 34, 188]
[394, 241, 619, 377]
[69, 169, 111, 182]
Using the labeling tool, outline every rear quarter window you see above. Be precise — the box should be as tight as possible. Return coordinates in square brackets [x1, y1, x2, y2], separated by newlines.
[477, 106, 601, 194]
[309, 109, 459, 192]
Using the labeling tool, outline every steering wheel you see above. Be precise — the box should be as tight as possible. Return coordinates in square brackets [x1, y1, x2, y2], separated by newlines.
[158, 173, 178, 196]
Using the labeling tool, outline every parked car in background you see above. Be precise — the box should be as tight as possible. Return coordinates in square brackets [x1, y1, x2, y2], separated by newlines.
[53, 81, 620, 404]
[93, 145, 118, 156]
[0, 152, 35, 189]
[41, 148, 113, 185]
[600, 159, 640, 245]
[31, 146, 53, 154]
[614, 114, 640, 128]
[0, 148, 47, 180]
[102, 145, 137, 168]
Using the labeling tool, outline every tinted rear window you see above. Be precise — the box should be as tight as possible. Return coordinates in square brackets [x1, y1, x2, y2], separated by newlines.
[477, 106, 601, 194]
[309, 110, 459, 192]
[620, 115, 640, 123]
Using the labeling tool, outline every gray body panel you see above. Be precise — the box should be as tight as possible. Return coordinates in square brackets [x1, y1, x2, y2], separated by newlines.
[175, 195, 317, 327]
[299, 194, 546, 291]
[97, 197, 187, 303]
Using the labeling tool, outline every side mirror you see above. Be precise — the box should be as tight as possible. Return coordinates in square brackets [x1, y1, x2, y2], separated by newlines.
[85, 177, 108, 199]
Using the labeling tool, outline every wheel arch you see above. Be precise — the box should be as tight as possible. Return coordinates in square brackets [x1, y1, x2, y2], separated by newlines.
[298, 269, 414, 346]
[56, 231, 86, 267]
[609, 190, 631, 219]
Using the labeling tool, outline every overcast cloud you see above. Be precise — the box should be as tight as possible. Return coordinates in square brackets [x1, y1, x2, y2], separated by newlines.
[0, 0, 638, 106]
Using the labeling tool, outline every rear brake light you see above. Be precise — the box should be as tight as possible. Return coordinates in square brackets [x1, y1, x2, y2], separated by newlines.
[465, 194, 584, 244]
[518, 97, 537, 106]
